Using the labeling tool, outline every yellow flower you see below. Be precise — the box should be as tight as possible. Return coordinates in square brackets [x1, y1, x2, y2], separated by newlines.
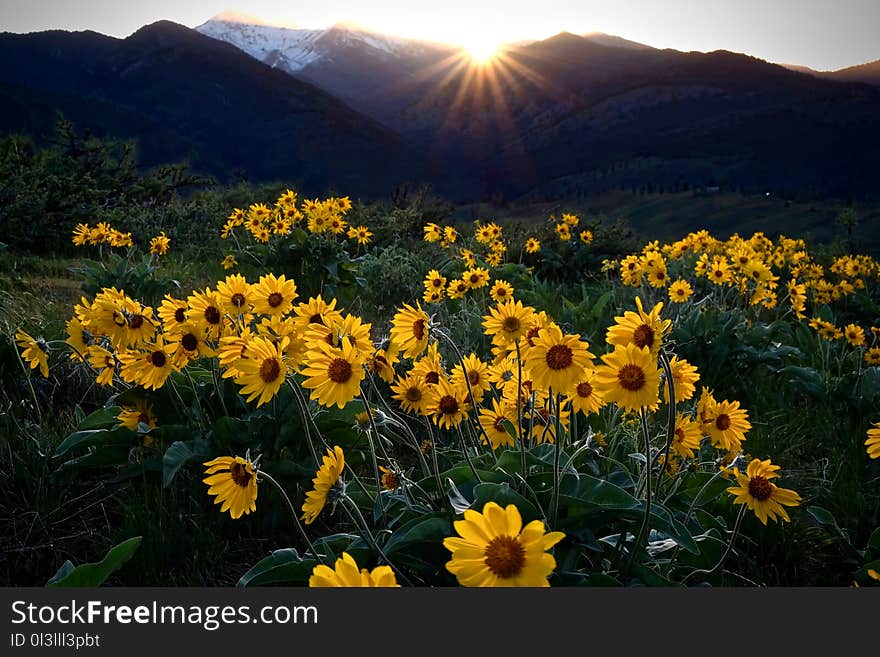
[302, 446, 345, 525]
[426, 378, 471, 430]
[423, 223, 442, 242]
[216, 274, 253, 316]
[556, 223, 571, 241]
[663, 355, 700, 403]
[251, 273, 298, 316]
[703, 399, 751, 453]
[489, 279, 514, 303]
[351, 225, 373, 245]
[390, 373, 430, 415]
[87, 344, 117, 386]
[463, 267, 490, 290]
[727, 458, 801, 525]
[117, 399, 157, 433]
[525, 237, 541, 254]
[482, 299, 535, 346]
[844, 324, 866, 347]
[566, 370, 606, 416]
[65, 315, 90, 362]
[579, 229, 593, 244]
[158, 295, 189, 334]
[606, 296, 672, 358]
[15, 329, 49, 378]
[72, 223, 91, 246]
[593, 343, 661, 411]
[118, 335, 176, 391]
[221, 255, 238, 270]
[293, 295, 344, 333]
[233, 336, 290, 407]
[149, 231, 170, 255]
[203, 455, 258, 519]
[423, 269, 447, 292]
[866, 421, 880, 459]
[562, 213, 579, 227]
[670, 414, 702, 460]
[390, 302, 430, 360]
[301, 337, 366, 409]
[668, 279, 693, 303]
[450, 353, 492, 401]
[446, 278, 469, 300]
[187, 288, 225, 340]
[524, 325, 595, 394]
[443, 501, 565, 587]
[479, 398, 518, 448]
[309, 552, 399, 587]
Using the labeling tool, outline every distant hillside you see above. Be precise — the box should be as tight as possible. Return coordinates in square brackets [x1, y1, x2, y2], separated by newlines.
[0, 21, 428, 197]
[826, 59, 880, 85]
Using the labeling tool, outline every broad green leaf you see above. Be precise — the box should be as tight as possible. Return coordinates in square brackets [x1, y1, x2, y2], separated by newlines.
[46, 537, 142, 587]
[237, 549, 316, 587]
[56, 428, 133, 457]
[471, 482, 541, 523]
[163, 439, 210, 487]
[382, 513, 453, 556]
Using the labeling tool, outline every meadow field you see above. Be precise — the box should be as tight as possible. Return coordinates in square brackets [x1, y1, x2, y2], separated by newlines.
[1, 132, 879, 588]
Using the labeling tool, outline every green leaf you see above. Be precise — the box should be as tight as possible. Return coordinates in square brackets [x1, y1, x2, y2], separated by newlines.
[382, 513, 453, 556]
[472, 482, 541, 523]
[806, 506, 845, 537]
[162, 439, 209, 488]
[46, 537, 142, 587]
[56, 428, 134, 457]
[237, 549, 316, 587]
[75, 406, 123, 431]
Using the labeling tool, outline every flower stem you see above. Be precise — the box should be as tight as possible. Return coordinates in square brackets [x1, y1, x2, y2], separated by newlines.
[625, 407, 654, 575]
[257, 470, 325, 565]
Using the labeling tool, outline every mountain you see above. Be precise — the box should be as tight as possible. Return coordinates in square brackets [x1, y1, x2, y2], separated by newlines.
[195, 15, 459, 104]
[0, 21, 428, 196]
[826, 59, 880, 85]
[581, 32, 655, 50]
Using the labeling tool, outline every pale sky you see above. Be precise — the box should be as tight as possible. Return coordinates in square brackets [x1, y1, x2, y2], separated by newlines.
[1, 0, 878, 71]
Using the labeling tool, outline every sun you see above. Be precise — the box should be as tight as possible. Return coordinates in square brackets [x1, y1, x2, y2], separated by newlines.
[462, 39, 502, 64]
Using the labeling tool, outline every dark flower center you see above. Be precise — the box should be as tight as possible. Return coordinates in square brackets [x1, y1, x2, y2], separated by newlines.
[128, 314, 144, 330]
[716, 414, 731, 431]
[267, 292, 284, 308]
[502, 317, 521, 333]
[405, 387, 422, 402]
[545, 344, 574, 370]
[174, 308, 186, 323]
[484, 535, 526, 579]
[230, 461, 252, 487]
[231, 293, 246, 308]
[632, 325, 655, 349]
[412, 319, 426, 341]
[617, 364, 646, 392]
[181, 333, 198, 351]
[204, 306, 221, 325]
[425, 371, 440, 385]
[576, 381, 593, 398]
[468, 370, 481, 385]
[150, 350, 167, 367]
[438, 395, 459, 415]
[327, 358, 353, 384]
[748, 475, 772, 501]
[259, 357, 281, 383]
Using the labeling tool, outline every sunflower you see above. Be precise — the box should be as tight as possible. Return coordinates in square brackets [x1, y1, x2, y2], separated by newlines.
[301, 337, 367, 409]
[188, 288, 225, 340]
[304, 313, 372, 355]
[412, 342, 445, 385]
[251, 273, 298, 316]
[668, 279, 693, 303]
[707, 258, 732, 286]
[525, 237, 541, 253]
[605, 296, 672, 358]
[444, 226, 458, 243]
[670, 414, 702, 459]
[293, 295, 344, 333]
[450, 353, 492, 401]
[844, 324, 866, 347]
[222, 255, 238, 270]
[15, 330, 49, 378]
[579, 229, 593, 245]
[233, 336, 290, 407]
[443, 501, 565, 587]
[389, 302, 430, 360]
[423, 288, 443, 303]
[72, 223, 91, 246]
[423, 223, 442, 242]
[483, 299, 535, 346]
[149, 231, 170, 255]
[703, 399, 751, 452]
[426, 378, 471, 430]
[390, 373, 430, 415]
[463, 267, 490, 290]
[424, 270, 447, 293]
[865, 422, 880, 459]
[203, 455, 259, 519]
[118, 335, 177, 391]
[117, 399, 157, 433]
[479, 398, 518, 449]
[309, 552, 399, 587]
[446, 279, 470, 300]
[302, 446, 345, 525]
[526, 401, 570, 444]
[65, 315, 91, 362]
[459, 248, 477, 268]
[525, 325, 595, 394]
[87, 344, 117, 386]
[167, 321, 214, 366]
[593, 343, 661, 411]
[555, 223, 571, 241]
[566, 369, 605, 415]
[489, 279, 514, 303]
[216, 274, 253, 316]
[663, 355, 700, 403]
[158, 295, 189, 334]
[727, 458, 802, 525]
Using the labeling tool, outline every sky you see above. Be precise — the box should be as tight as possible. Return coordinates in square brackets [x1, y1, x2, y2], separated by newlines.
[1, 0, 879, 71]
